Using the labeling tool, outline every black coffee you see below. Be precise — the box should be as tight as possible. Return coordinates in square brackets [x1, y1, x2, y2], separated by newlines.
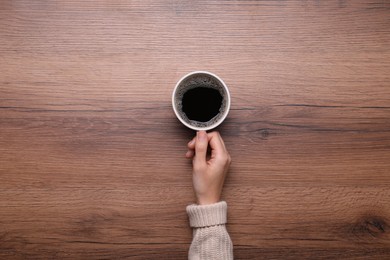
[182, 87, 223, 122]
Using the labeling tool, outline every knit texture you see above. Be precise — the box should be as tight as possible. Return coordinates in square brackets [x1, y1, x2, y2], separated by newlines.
[187, 201, 233, 260]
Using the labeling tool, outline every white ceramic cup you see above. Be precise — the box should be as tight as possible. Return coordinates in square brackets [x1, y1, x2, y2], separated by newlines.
[172, 71, 230, 131]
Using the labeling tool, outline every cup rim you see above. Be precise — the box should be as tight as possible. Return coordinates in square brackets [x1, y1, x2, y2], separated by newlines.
[172, 71, 231, 131]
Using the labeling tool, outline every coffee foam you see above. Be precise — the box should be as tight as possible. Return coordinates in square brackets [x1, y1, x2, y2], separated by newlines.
[174, 73, 228, 128]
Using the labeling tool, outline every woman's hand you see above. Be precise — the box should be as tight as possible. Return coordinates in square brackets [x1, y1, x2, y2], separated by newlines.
[186, 131, 231, 205]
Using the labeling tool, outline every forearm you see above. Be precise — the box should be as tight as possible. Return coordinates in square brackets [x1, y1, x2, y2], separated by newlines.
[187, 201, 233, 260]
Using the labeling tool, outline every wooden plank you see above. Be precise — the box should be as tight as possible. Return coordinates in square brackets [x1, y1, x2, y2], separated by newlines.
[1, 0, 389, 258]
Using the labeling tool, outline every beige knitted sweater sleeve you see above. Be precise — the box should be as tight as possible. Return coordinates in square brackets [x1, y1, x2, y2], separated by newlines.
[186, 201, 233, 260]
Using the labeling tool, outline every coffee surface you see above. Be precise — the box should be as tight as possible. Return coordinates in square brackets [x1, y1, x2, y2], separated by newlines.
[182, 87, 222, 122]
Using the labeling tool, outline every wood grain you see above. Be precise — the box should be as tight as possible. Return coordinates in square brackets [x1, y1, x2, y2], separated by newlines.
[1, 0, 389, 259]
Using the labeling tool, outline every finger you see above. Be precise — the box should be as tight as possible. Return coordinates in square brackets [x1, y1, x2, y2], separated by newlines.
[207, 131, 227, 155]
[211, 131, 227, 151]
[185, 149, 194, 158]
[187, 137, 196, 149]
[194, 130, 208, 166]
[207, 133, 230, 165]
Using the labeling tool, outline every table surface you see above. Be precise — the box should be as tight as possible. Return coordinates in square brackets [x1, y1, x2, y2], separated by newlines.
[1, 0, 390, 259]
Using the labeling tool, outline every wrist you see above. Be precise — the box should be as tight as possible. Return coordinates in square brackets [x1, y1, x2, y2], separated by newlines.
[196, 194, 221, 205]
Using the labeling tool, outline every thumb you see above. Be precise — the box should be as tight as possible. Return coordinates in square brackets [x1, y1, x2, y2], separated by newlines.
[194, 131, 208, 166]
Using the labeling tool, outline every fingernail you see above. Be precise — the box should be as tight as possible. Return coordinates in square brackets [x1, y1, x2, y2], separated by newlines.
[198, 130, 207, 141]
[189, 139, 195, 145]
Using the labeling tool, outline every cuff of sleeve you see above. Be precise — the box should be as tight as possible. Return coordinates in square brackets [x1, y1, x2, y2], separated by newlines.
[186, 201, 228, 228]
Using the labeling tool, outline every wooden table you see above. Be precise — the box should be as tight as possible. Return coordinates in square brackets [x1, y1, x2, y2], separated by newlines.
[1, 0, 389, 259]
